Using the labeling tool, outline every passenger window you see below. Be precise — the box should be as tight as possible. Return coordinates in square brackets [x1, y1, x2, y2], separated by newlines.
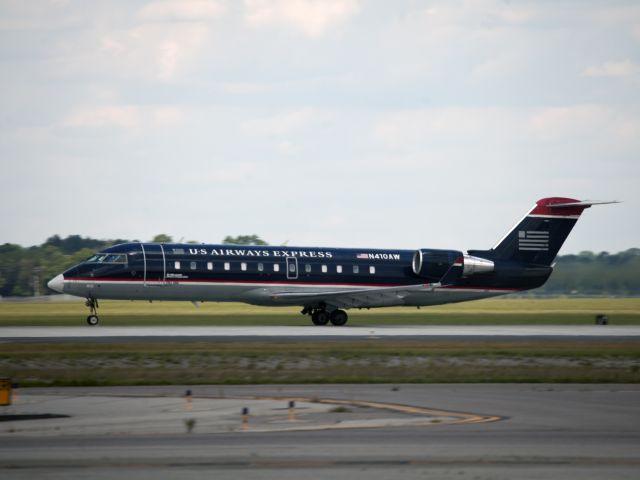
[289, 263, 295, 273]
[207, 262, 213, 270]
[336, 265, 342, 273]
[174, 261, 181, 270]
[241, 262, 247, 271]
[305, 264, 311, 273]
[274, 264, 280, 272]
[258, 263, 264, 272]
[353, 265, 359, 274]
[369, 266, 376, 274]
[321, 265, 327, 273]
[224, 262, 230, 271]
[190, 261, 196, 270]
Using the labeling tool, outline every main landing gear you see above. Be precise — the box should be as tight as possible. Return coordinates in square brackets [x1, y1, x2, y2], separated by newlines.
[302, 304, 349, 326]
[85, 297, 99, 326]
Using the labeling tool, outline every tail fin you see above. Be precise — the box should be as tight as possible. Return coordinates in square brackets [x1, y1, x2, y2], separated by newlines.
[469, 197, 618, 266]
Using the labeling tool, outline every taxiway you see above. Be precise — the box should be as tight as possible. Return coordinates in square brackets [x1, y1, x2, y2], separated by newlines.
[1, 384, 639, 479]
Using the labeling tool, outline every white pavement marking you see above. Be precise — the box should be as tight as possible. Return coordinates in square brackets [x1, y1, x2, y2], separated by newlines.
[1, 325, 639, 338]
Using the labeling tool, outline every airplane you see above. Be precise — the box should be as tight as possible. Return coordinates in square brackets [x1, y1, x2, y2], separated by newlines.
[47, 197, 616, 326]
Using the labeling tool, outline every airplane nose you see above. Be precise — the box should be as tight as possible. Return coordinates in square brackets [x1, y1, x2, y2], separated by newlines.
[47, 274, 64, 293]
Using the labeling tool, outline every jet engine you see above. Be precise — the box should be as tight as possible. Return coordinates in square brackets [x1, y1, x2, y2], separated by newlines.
[411, 249, 461, 281]
[412, 249, 494, 283]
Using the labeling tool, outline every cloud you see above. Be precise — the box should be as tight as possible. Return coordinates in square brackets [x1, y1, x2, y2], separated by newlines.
[373, 108, 521, 150]
[98, 22, 210, 80]
[373, 105, 640, 156]
[243, 108, 318, 136]
[0, 1, 83, 31]
[139, 0, 226, 21]
[64, 106, 141, 129]
[244, 0, 360, 37]
[583, 60, 640, 79]
[420, 1, 535, 27]
[64, 105, 183, 130]
[242, 108, 319, 154]
[528, 105, 640, 145]
[527, 105, 605, 141]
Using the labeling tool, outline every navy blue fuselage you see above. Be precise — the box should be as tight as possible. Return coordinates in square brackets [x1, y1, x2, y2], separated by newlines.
[62, 242, 549, 291]
[49, 197, 612, 325]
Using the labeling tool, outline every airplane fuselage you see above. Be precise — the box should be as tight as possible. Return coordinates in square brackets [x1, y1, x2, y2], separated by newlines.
[55, 243, 544, 306]
[47, 197, 614, 326]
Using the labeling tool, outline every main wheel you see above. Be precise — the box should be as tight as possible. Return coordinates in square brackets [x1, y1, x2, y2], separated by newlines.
[311, 310, 329, 326]
[86, 315, 99, 326]
[329, 309, 348, 326]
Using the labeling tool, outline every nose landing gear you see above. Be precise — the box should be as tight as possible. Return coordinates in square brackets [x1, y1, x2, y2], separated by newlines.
[85, 297, 99, 326]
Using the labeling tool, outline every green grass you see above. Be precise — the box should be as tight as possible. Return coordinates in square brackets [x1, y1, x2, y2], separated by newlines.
[1, 297, 639, 326]
[2, 340, 639, 386]
[2, 298, 639, 386]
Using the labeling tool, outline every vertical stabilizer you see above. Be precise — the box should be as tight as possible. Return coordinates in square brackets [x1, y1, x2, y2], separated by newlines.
[479, 198, 615, 266]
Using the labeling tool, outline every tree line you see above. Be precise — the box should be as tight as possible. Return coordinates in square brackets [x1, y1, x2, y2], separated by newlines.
[0, 235, 637, 297]
[536, 249, 640, 295]
[0, 234, 267, 297]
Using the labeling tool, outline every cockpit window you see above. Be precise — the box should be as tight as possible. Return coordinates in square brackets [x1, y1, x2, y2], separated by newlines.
[86, 254, 127, 264]
[104, 254, 127, 263]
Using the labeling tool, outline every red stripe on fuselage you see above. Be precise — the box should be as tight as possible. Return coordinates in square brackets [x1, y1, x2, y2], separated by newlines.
[64, 277, 408, 288]
[63, 277, 521, 291]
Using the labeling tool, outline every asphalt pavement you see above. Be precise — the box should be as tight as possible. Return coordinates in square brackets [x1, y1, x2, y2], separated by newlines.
[1, 384, 639, 479]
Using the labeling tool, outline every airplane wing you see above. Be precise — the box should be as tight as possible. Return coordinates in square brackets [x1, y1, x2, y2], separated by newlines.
[267, 283, 436, 309]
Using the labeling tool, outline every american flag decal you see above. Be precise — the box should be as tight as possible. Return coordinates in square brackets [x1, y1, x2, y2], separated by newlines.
[356, 253, 369, 259]
[518, 230, 549, 251]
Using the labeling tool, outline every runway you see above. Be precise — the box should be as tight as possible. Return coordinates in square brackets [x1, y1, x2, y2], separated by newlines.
[1, 325, 640, 341]
[1, 384, 639, 479]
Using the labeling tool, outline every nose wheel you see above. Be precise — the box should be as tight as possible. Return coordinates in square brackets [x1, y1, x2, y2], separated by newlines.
[85, 297, 99, 326]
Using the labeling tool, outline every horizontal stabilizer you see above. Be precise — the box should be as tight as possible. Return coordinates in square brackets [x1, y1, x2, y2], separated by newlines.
[548, 200, 620, 208]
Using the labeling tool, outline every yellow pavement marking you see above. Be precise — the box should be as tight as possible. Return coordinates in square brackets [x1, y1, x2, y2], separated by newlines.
[240, 395, 501, 427]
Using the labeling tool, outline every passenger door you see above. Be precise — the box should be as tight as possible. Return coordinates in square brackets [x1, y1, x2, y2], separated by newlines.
[142, 243, 166, 286]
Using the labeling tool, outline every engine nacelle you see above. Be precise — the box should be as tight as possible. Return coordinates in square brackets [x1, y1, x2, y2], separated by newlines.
[412, 249, 495, 282]
[412, 249, 462, 281]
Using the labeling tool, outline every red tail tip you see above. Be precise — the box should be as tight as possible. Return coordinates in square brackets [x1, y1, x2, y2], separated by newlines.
[531, 197, 586, 216]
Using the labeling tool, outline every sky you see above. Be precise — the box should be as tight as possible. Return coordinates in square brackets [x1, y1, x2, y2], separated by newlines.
[0, 0, 638, 254]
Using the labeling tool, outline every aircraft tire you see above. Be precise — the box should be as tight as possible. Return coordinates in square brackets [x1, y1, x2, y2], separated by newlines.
[329, 309, 348, 326]
[86, 315, 99, 326]
[311, 310, 329, 326]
